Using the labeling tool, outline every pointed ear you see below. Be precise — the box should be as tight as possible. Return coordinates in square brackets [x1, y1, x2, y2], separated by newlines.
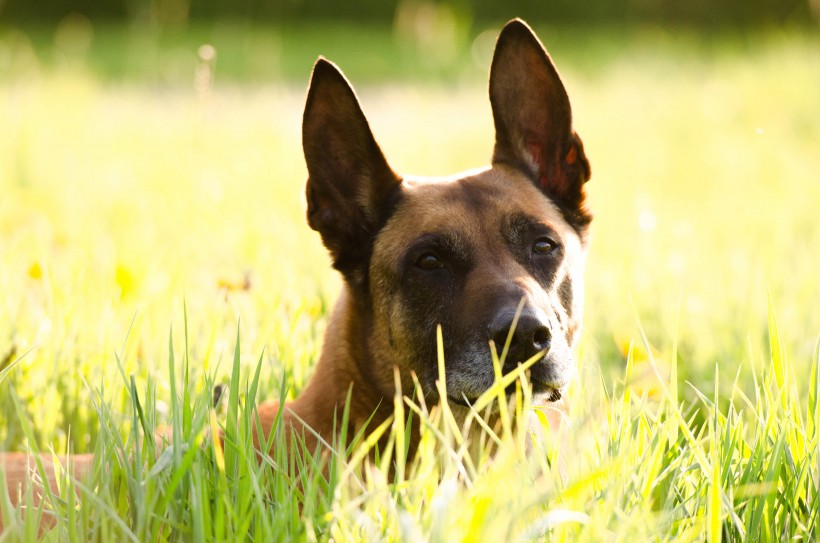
[302, 58, 401, 283]
[489, 19, 591, 229]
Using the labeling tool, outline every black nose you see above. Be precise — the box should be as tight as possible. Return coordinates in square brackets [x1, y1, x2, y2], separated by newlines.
[487, 311, 551, 370]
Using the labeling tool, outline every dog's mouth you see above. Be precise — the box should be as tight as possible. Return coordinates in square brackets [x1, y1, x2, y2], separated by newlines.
[447, 381, 562, 408]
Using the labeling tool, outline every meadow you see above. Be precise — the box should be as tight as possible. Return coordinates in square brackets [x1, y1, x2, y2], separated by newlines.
[0, 20, 819, 541]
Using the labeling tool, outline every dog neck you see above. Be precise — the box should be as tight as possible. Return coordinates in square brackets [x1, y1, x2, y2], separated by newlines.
[284, 285, 397, 450]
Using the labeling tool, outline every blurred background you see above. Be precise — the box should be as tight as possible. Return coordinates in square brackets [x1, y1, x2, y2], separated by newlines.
[0, 0, 818, 84]
[0, 2, 818, 450]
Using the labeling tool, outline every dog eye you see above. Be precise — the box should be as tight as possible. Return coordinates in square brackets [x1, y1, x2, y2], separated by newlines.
[416, 252, 444, 270]
[532, 238, 556, 254]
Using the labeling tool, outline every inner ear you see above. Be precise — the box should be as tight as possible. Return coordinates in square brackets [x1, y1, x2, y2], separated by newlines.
[302, 58, 401, 283]
[489, 19, 591, 228]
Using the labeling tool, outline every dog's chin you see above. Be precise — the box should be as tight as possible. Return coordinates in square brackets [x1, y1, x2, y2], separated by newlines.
[446, 382, 564, 409]
[532, 385, 564, 403]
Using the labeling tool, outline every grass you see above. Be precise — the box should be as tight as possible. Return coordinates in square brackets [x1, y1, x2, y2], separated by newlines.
[1, 20, 819, 541]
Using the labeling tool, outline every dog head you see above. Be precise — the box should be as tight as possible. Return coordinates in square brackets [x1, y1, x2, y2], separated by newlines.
[302, 19, 591, 407]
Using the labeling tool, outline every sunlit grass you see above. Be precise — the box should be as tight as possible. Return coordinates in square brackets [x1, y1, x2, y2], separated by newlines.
[2, 311, 818, 540]
[0, 23, 818, 541]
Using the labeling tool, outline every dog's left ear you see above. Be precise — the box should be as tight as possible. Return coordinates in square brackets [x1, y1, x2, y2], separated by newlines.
[302, 58, 401, 283]
[489, 19, 591, 228]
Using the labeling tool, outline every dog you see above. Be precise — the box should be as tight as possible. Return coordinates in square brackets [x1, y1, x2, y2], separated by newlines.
[253, 17, 591, 455]
[0, 17, 591, 530]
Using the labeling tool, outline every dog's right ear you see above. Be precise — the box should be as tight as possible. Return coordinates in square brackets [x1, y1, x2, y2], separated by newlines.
[303, 58, 401, 284]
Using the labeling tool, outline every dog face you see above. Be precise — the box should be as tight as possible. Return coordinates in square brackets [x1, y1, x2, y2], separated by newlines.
[302, 20, 591, 407]
[370, 166, 588, 405]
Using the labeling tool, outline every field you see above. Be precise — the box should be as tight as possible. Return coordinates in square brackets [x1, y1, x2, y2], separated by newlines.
[1, 20, 819, 541]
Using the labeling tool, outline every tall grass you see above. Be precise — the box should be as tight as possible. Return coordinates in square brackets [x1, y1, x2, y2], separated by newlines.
[0, 23, 818, 541]
[2, 305, 818, 540]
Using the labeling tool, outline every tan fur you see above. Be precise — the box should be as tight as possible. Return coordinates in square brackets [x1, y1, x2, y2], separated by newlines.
[0, 452, 94, 531]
